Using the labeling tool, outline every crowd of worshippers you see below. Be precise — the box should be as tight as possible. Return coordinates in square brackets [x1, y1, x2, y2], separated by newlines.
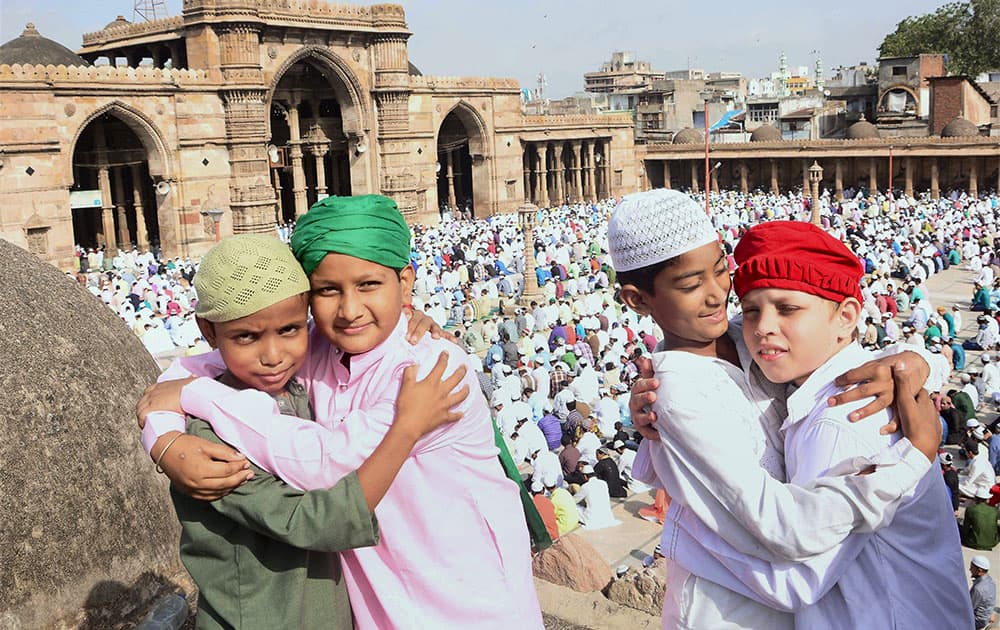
[71, 187, 1000, 549]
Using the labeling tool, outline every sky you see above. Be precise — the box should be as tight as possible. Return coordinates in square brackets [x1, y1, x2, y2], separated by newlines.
[1, 0, 948, 98]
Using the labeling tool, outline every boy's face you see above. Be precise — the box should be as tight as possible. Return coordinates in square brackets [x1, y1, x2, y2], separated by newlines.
[309, 253, 414, 355]
[197, 293, 309, 394]
[740, 288, 859, 386]
[619, 242, 730, 356]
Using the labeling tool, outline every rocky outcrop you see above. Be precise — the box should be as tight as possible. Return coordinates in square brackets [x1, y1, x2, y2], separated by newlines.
[605, 560, 667, 616]
[532, 533, 614, 592]
[0, 239, 185, 628]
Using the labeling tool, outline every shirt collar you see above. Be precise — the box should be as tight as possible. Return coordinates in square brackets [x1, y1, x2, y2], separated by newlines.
[332, 313, 408, 384]
[784, 342, 870, 432]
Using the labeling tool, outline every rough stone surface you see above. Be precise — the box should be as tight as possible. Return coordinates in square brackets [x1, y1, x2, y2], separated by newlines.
[604, 560, 667, 617]
[532, 533, 614, 593]
[0, 239, 186, 628]
[535, 578, 660, 629]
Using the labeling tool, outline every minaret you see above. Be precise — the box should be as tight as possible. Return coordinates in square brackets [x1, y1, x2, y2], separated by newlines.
[815, 55, 824, 93]
[779, 50, 789, 97]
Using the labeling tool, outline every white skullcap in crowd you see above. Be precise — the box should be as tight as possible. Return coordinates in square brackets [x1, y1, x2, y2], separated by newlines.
[607, 189, 717, 272]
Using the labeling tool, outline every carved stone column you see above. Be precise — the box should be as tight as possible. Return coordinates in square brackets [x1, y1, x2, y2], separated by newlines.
[112, 167, 130, 248]
[770, 159, 779, 195]
[690, 161, 700, 193]
[98, 166, 116, 251]
[739, 161, 748, 194]
[904, 157, 914, 198]
[868, 158, 877, 194]
[571, 141, 583, 202]
[130, 164, 148, 250]
[970, 158, 979, 198]
[536, 144, 549, 207]
[286, 100, 308, 217]
[834, 159, 844, 200]
[930, 160, 940, 199]
[446, 149, 457, 210]
[801, 160, 810, 195]
[553, 144, 565, 205]
[585, 141, 596, 201]
[663, 161, 672, 189]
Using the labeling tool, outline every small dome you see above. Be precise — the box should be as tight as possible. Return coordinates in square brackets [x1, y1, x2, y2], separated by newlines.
[940, 117, 980, 138]
[0, 23, 89, 67]
[672, 127, 704, 144]
[103, 15, 131, 30]
[846, 118, 880, 140]
[750, 124, 781, 142]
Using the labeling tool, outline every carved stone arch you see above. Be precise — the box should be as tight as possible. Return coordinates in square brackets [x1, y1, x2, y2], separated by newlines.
[439, 100, 489, 157]
[69, 101, 170, 180]
[877, 84, 918, 111]
[267, 46, 370, 137]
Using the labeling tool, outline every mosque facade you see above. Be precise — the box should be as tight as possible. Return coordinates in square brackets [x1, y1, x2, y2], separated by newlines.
[0, 1, 637, 269]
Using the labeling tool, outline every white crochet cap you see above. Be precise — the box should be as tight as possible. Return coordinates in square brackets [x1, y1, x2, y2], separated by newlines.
[608, 189, 717, 272]
[972, 555, 991, 571]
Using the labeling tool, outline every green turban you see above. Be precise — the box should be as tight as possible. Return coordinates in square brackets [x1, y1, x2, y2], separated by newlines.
[291, 194, 412, 275]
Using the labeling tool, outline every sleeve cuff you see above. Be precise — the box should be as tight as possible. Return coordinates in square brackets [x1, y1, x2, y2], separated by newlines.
[141, 411, 186, 456]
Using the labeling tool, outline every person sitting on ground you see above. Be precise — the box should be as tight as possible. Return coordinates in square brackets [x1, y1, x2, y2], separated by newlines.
[530, 479, 560, 543]
[960, 437, 996, 499]
[970, 556, 996, 630]
[941, 451, 961, 512]
[544, 474, 579, 537]
[573, 464, 621, 530]
[594, 447, 627, 498]
[961, 487, 999, 551]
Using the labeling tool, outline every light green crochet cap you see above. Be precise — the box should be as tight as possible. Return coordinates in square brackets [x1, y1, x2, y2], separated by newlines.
[194, 234, 310, 322]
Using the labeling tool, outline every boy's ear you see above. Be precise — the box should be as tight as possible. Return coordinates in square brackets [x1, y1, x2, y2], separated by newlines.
[836, 298, 863, 340]
[398, 264, 415, 299]
[195, 317, 218, 348]
[618, 284, 652, 317]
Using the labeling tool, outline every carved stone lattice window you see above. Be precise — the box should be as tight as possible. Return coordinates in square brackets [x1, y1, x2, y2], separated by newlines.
[26, 227, 49, 256]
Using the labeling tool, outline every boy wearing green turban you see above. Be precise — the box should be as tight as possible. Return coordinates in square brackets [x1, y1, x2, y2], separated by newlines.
[151, 233, 468, 629]
[144, 195, 545, 628]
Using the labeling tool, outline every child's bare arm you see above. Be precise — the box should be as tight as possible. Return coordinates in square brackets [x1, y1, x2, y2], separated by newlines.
[152, 432, 253, 501]
[829, 350, 930, 427]
[355, 353, 469, 510]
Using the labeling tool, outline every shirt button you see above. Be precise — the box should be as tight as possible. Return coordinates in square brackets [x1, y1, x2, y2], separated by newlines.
[339, 384, 348, 391]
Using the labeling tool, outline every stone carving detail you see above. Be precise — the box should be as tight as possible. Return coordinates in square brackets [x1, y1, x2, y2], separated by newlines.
[376, 92, 409, 134]
[63, 102, 76, 117]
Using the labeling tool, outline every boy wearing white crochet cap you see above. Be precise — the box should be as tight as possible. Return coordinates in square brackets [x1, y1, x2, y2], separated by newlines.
[608, 189, 943, 629]
[162, 234, 466, 629]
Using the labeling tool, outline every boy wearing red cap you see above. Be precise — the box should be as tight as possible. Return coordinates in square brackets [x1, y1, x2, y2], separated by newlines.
[666, 221, 972, 628]
[609, 190, 947, 629]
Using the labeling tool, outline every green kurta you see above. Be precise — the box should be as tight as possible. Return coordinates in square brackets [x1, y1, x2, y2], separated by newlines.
[172, 375, 380, 629]
[961, 501, 999, 551]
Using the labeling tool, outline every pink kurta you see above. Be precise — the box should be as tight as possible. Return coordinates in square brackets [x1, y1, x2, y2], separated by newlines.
[149, 315, 542, 629]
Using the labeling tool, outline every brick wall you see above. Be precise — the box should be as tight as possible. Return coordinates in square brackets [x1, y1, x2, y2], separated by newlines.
[930, 78, 963, 135]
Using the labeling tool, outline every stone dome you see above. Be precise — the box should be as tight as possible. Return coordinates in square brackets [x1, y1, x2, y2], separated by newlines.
[672, 127, 704, 144]
[0, 239, 184, 626]
[940, 117, 980, 138]
[750, 124, 781, 142]
[103, 15, 131, 30]
[845, 118, 880, 140]
[0, 23, 89, 67]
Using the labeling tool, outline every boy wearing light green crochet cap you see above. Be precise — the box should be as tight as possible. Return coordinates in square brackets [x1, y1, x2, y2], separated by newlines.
[167, 233, 468, 629]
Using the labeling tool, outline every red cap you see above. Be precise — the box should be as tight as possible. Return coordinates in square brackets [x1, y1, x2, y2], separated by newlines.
[733, 221, 864, 304]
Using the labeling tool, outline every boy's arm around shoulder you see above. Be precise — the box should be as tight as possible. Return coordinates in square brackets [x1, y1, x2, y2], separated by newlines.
[647, 367, 926, 562]
[186, 418, 380, 552]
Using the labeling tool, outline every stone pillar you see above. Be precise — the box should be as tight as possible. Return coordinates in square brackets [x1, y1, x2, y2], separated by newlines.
[536, 144, 549, 207]
[834, 159, 844, 200]
[663, 161, 672, 189]
[523, 147, 532, 203]
[553, 144, 565, 204]
[311, 145, 329, 200]
[287, 101, 308, 218]
[930, 160, 940, 199]
[904, 157, 914, 198]
[130, 164, 148, 250]
[571, 141, 583, 202]
[801, 160, 810, 194]
[969, 158, 979, 198]
[711, 165, 719, 193]
[446, 149, 457, 210]
[98, 166, 116, 250]
[770, 159, 779, 195]
[739, 161, 748, 194]
[169, 42, 182, 68]
[585, 141, 597, 201]
[112, 167, 130, 248]
[868, 158, 877, 194]
[691, 161, 700, 193]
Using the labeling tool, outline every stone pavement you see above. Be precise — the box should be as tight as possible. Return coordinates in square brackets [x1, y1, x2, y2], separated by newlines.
[546, 263, 998, 627]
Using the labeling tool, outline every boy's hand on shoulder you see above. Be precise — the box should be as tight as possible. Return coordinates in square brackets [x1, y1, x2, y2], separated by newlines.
[404, 307, 454, 345]
[629, 357, 660, 441]
[397, 352, 469, 438]
[153, 432, 253, 501]
[890, 363, 940, 462]
[136, 376, 197, 428]
[830, 351, 928, 432]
